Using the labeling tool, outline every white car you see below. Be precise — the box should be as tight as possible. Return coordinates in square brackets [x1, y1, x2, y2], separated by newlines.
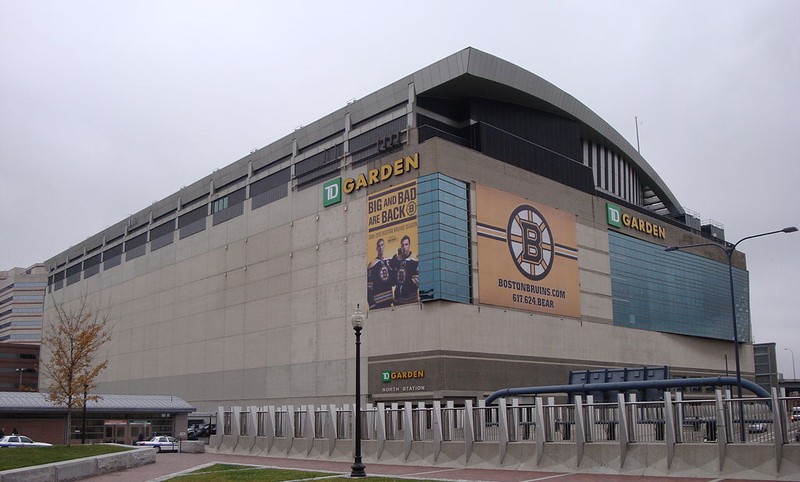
[0, 435, 53, 447]
[136, 435, 178, 452]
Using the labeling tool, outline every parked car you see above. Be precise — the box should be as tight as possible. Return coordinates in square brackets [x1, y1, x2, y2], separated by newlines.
[197, 423, 216, 437]
[0, 435, 53, 448]
[791, 407, 800, 422]
[136, 435, 178, 452]
[747, 422, 767, 433]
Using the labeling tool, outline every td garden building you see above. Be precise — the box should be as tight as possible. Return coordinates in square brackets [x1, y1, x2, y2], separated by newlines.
[42, 48, 751, 410]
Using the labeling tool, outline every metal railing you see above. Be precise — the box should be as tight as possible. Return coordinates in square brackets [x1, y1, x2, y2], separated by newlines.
[214, 392, 800, 447]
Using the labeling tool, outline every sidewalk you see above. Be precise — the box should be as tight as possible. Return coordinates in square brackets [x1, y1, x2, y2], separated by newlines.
[81, 451, 777, 482]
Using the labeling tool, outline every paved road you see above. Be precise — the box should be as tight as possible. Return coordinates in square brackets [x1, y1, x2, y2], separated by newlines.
[82, 451, 778, 482]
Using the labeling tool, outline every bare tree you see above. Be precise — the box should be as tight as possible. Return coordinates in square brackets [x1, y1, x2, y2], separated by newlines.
[42, 295, 112, 446]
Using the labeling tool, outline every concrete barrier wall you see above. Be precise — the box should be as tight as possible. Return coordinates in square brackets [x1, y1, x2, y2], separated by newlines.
[0, 446, 156, 482]
[207, 436, 800, 480]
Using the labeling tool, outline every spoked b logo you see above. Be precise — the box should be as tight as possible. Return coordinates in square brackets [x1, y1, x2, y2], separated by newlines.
[507, 205, 554, 281]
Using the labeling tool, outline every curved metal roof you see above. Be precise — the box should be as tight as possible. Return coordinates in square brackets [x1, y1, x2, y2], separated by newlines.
[404, 47, 683, 216]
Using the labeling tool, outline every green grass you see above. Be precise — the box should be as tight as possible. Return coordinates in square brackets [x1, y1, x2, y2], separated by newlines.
[171, 464, 442, 481]
[170, 465, 337, 481]
[0, 444, 132, 471]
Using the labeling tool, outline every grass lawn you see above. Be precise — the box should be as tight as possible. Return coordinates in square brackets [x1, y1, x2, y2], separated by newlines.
[171, 464, 441, 481]
[0, 444, 132, 471]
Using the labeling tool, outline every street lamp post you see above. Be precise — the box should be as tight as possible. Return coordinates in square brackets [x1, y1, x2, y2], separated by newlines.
[786, 347, 797, 380]
[350, 305, 366, 478]
[665, 226, 797, 441]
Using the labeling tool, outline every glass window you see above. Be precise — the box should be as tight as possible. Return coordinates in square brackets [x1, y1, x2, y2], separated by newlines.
[417, 173, 471, 304]
[609, 231, 750, 341]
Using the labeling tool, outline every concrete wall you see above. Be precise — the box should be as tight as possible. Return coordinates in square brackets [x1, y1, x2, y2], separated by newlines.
[0, 446, 155, 482]
[41, 137, 751, 412]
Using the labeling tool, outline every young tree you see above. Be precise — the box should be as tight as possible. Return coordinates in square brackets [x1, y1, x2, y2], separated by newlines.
[42, 295, 112, 446]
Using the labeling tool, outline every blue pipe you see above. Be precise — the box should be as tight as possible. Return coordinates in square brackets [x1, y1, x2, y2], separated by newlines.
[484, 376, 770, 404]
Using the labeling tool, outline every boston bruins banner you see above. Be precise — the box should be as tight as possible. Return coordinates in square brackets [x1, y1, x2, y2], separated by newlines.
[476, 184, 580, 317]
[366, 179, 419, 310]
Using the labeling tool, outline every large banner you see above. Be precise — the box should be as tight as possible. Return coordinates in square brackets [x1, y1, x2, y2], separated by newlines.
[366, 180, 419, 310]
[476, 185, 580, 317]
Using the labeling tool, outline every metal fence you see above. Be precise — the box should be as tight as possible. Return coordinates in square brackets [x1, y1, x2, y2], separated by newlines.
[217, 392, 800, 448]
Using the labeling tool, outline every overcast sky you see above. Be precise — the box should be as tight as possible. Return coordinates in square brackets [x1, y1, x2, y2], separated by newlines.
[1, 1, 798, 377]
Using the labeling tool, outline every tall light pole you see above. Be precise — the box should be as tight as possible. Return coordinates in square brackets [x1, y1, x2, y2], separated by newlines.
[350, 305, 366, 478]
[666, 226, 797, 441]
[786, 347, 797, 380]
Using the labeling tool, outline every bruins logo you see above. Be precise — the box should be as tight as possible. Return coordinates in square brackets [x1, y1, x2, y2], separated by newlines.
[507, 205, 554, 281]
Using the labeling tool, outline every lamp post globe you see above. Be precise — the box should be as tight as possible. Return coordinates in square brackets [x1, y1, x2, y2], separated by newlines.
[350, 304, 366, 478]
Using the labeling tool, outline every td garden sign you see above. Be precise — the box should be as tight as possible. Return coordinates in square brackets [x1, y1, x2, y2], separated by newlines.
[322, 153, 419, 206]
[380, 369, 426, 393]
[606, 202, 667, 239]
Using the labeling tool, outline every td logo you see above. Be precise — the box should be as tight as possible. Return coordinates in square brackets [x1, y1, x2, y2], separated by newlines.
[381, 370, 391, 383]
[322, 178, 342, 207]
[606, 203, 622, 228]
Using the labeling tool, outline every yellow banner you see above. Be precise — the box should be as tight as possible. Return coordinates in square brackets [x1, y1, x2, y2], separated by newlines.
[366, 180, 419, 309]
[476, 185, 580, 317]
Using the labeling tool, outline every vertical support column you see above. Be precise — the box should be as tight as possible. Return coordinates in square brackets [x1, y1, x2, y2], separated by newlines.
[723, 389, 734, 442]
[628, 393, 638, 443]
[663, 392, 676, 469]
[364, 403, 374, 441]
[464, 399, 475, 464]
[265, 405, 276, 453]
[305, 404, 315, 456]
[674, 392, 684, 443]
[407, 82, 416, 129]
[417, 402, 426, 441]
[375, 402, 386, 460]
[498, 398, 509, 464]
[248, 406, 258, 438]
[403, 401, 414, 461]
[231, 406, 241, 436]
[586, 395, 595, 442]
[344, 112, 352, 155]
[617, 393, 629, 469]
[432, 400, 442, 461]
[391, 402, 399, 441]
[476, 399, 486, 442]
[771, 387, 783, 472]
[229, 406, 242, 451]
[534, 397, 546, 466]
[574, 395, 586, 468]
[285, 405, 295, 454]
[546, 397, 556, 442]
[510, 398, 520, 442]
[446, 400, 455, 442]
[327, 404, 338, 457]
[209, 406, 225, 449]
[715, 390, 727, 471]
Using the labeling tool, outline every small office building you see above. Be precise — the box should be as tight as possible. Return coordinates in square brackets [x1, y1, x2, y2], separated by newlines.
[0, 391, 194, 445]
